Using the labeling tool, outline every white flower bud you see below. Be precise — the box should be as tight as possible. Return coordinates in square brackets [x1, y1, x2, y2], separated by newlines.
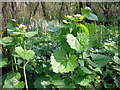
[19, 24, 27, 29]
[66, 15, 72, 19]
[74, 14, 82, 17]
[85, 7, 91, 10]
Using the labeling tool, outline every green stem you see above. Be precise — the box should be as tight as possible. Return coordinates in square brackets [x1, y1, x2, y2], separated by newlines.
[23, 37, 26, 50]
[71, 71, 74, 83]
[24, 41, 26, 50]
[23, 60, 29, 90]
[81, 51, 84, 60]
[14, 57, 18, 70]
[12, 59, 14, 72]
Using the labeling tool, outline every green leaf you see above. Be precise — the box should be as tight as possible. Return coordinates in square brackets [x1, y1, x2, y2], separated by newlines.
[15, 47, 35, 60]
[3, 72, 25, 88]
[75, 74, 95, 86]
[87, 23, 96, 48]
[77, 24, 89, 34]
[85, 13, 98, 21]
[78, 59, 84, 66]
[50, 49, 78, 73]
[53, 49, 66, 61]
[113, 55, 120, 64]
[81, 66, 92, 74]
[77, 32, 89, 51]
[81, 8, 91, 15]
[59, 36, 74, 53]
[12, 32, 22, 36]
[62, 20, 68, 23]
[52, 79, 64, 86]
[88, 23, 96, 36]
[7, 29, 15, 33]
[0, 37, 13, 46]
[51, 79, 75, 88]
[0, 73, 9, 87]
[88, 54, 110, 68]
[94, 68, 102, 74]
[6, 22, 13, 29]
[112, 65, 120, 71]
[66, 34, 81, 51]
[67, 32, 89, 51]
[34, 76, 51, 88]
[25, 32, 37, 37]
[0, 60, 7, 68]
[58, 83, 75, 88]
[47, 26, 61, 32]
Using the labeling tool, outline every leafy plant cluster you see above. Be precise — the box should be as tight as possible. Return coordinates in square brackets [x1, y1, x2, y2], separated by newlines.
[0, 7, 119, 89]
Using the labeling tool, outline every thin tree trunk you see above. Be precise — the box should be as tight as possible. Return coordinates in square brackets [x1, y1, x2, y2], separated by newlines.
[26, 2, 33, 32]
[79, 2, 83, 9]
[10, 2, 17, 19]
[33, 3, 39, 16]
[86, 0, 91, 7]
[2, 2, 8, 29]
[59, 2, 66, 22]
[2, 2, 12, 64]
[75, 2, 83, 14]
[41, 2, 49, 20]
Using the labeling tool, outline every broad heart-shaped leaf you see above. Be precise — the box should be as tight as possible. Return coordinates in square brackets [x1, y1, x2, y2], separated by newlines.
[50, 49, 77, 73]
[85, 13, 98, 21]
[53, 49, 66, 61]
[87, 54, 110, 68]
[25, 32, 37, 37]
[77, 32, 89, 51]
[15, 47, 35, 60]
[67, 32, 89, 51]
[66, 34, 81, 51]
[3, 72, 25, 88]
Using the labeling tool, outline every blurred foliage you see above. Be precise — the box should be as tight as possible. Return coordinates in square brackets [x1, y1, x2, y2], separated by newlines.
[2, 2, 119, 27]
[1, 2, 120, 89]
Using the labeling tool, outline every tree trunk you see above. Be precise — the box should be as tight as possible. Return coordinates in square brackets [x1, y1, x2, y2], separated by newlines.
[2, 2, 8, 29]
[74, 2, 83, 14]
[10, 2, 17, 19]
[59, 2, 66, 22]
[41, 2, 49, 20]
[33, 3, 39, 16]
[86, 0, 91, 7]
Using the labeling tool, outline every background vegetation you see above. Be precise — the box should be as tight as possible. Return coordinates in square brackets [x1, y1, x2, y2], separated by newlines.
[0, 2, 120, 89]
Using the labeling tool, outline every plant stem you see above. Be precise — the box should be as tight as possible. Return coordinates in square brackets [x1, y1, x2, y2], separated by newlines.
[12, 59, 14, 72]
[23, 39, 26, 50]
[81, 51, 84, 60]
[23, 60, 29, 90]
[14, 57, 18, 70]
[71, 71, 74, 83]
